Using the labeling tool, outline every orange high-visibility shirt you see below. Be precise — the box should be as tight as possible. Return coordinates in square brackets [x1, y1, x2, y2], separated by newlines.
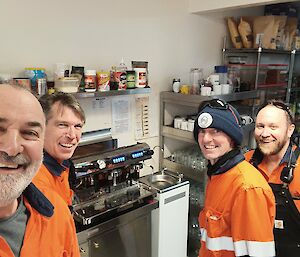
[33, 163, 73, 206]
[199, 160, 275, 257]
[0, 184, 80, 257]
[245, 149, 300, 211]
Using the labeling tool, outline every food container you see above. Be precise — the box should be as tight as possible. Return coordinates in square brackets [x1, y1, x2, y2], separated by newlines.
[228, 56, 247, 64]
[97, 71, 110, 91]
[24, 67, 46, 92]
[71, 66, 85, 91]
[54, 77, 79, 93]
[13, 78, 31, 90]
[84, 69, 97, 92]
[134, 68, 147, 88]
[132, 61, 148, 87]
[126, 70, 136, 89]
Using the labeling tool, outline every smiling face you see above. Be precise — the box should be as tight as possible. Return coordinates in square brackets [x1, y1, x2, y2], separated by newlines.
[198, 128, 234, 165]
[254, 105, 294, 157]
[0, 85, 45, 208]
[44, 102, 83, 163]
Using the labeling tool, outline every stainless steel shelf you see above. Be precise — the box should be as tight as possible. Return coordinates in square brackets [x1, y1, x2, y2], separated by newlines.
[72, 87, 151, 98]
[291, 87, 300, 93]
[162, 126, 196, 144]
[161, 90, 263, 108]
[223, 48, 295, 55]
[163, 159, 205, 183]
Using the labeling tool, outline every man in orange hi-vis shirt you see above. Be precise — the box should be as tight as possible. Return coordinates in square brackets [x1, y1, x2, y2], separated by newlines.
[0, 84, 80, 257]
[33, 92, 85, 208]
[245, 99, 300, 257]
[193, 99, 275, 257]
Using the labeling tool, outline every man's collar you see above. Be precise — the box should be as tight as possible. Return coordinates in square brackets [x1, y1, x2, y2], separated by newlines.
[43, 151, 71, 176]
[279, 144, 297, 165]
[23, 183, 54, 217]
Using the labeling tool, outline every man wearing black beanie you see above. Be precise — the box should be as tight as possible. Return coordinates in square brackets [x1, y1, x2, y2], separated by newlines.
[194, 99, 275, 257]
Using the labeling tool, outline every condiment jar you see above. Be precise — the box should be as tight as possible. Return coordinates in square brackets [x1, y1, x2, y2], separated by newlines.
[126, 70, 136, 89]
[84, 69, 97, 92]
[172, 78, 181, 93]
[134, 68, 147, 88]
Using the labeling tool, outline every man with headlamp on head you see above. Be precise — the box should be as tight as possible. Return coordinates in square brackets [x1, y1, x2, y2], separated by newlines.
[245, 99, 300, 257]
[194, 99, 275, 257]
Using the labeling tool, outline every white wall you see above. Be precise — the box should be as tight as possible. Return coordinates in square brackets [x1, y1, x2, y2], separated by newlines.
[1, 0, 230, 81]
[189, 0, 296, 13]
[0, 0, 263, 174]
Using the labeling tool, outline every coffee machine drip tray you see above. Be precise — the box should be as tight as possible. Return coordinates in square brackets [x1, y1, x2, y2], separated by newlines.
[73, 182, 155, 228]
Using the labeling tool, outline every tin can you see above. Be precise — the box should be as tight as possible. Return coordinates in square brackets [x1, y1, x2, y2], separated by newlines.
[36, 78, 47, 95]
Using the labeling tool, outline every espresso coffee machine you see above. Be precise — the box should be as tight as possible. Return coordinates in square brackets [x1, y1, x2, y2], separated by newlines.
[71, 132, 158, 257]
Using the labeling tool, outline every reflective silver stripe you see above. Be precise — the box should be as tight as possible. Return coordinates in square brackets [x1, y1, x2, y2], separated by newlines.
[201, 228, 275, 257]
[234, 240, 275, 257]
[201, 228, 234, 251]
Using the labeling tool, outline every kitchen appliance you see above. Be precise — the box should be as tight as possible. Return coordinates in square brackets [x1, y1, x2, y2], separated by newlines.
[71, 131, 158, 257]
[140, 170, 190, 257]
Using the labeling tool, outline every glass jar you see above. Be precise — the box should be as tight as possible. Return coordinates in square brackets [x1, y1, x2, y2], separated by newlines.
[227, 66, 240, 92]
[190, 68, 203, 86]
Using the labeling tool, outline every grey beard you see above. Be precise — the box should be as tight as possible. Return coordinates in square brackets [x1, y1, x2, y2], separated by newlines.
[0, 159, 42, 208]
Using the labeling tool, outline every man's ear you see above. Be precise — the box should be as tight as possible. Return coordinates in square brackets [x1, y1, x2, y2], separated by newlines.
[288, 124, 295, 139]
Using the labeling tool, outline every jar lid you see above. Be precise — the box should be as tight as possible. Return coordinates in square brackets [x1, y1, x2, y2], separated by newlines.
[190, 68, 202, 72]
[85, 70, 96, 75]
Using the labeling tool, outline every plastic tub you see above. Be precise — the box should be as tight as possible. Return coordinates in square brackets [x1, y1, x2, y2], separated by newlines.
[55, 77, 79, 93]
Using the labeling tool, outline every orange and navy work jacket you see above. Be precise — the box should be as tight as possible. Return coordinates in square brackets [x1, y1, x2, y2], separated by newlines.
[0, 183, 80, 257]
[33, 151, 74, 206]
[245, 146, 300, 211]
[199, 160, 275, 257]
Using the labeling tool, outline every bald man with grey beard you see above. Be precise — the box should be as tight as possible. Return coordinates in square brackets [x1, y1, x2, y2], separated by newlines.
[0, 84, 80, 257]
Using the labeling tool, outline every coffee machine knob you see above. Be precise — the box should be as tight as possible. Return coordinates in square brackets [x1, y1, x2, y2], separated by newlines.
[97, 159, 106, 169]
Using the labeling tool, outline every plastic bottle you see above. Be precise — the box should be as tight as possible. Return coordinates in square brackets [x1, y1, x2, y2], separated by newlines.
[172, 78, 181, 93]
[116, 59, 127, 90]
[117, 58, 127, 72]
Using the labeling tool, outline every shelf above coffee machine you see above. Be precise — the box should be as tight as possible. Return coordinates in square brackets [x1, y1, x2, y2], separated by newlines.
[72, 87, 151, 99]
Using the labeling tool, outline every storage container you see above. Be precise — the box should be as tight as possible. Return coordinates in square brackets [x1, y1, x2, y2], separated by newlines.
[84, 69, 97, 92]
[54, 77, 79, 93]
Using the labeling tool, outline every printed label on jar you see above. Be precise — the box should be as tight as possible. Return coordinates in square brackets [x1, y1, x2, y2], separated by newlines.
[112, 71, 126, 90]
[135, 68, 147, 88]
[85, 75, 96, 92]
